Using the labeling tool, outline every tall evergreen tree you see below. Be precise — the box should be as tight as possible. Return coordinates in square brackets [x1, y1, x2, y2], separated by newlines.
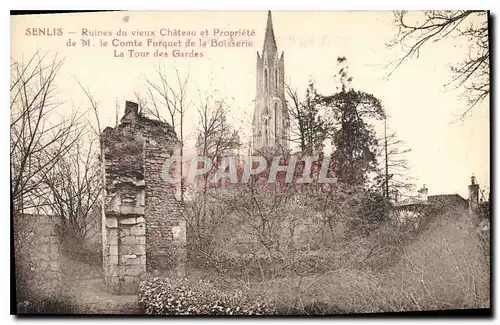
[319, 57, 386, 186]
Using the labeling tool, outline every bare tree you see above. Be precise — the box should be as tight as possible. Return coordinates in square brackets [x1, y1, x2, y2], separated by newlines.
[115, 98, 120, 127]
[285, 82, 330, 155]
[285, 84, 306, 151]
[76, 80, 101, 138]
[388, 10, 489, 117]
[212, 176, 297, 268]
[39, 138, 102, 243]
[68, 79, 107, 251]
[196, 96, 241, 161]
[11, 51, 84, 214]
[375, 118, 414, 202]
[142, 64, 190, 201]
[185, 94, 241, 251]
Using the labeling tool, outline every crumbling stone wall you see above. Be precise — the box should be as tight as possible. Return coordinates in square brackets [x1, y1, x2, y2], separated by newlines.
[101, 101, 185, 294]
[142, 121, 186, 272]
[14, 214, 62, 302]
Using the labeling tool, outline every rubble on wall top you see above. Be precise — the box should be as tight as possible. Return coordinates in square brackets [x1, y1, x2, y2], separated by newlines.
[101, 101, 177, 139]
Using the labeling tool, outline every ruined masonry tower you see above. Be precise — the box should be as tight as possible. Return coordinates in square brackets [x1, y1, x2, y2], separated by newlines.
[101, 101, 186, 294]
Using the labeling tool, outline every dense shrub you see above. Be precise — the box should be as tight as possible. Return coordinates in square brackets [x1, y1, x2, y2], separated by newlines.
[190, 250, 355, 280]
[476, 201, 490, 219]
[358, 190, 388, 224]
[190, 252, 281, 279]
[138, 277, 276, 315]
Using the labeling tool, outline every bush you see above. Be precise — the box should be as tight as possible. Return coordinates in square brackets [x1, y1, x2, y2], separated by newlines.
[358, 190, 388, 224]
[190, 251, 282, 279]
[191, 250, 351, 280]
[138, 277, 276, 315]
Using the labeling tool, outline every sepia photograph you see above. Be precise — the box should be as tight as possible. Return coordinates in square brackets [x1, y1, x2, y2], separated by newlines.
[10, 9, 491, 316]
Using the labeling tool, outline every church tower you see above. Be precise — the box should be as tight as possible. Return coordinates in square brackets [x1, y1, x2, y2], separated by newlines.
[252, 11, 289, 153]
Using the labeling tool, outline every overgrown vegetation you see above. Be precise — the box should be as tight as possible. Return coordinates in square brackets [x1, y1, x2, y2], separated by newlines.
[138, 277, 275, 315]
[174, 54, 489, 314]
[181, 205, 490, 314]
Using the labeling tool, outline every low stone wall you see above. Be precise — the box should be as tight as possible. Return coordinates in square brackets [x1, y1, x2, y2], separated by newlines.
[209, 211, 326, 257]
[14, 214, 62, 303]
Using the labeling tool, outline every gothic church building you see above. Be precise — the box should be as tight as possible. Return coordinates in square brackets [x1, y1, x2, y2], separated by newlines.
[252, 11, 290, 153]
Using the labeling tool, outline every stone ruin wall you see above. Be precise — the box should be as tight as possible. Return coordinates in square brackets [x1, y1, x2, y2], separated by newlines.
[14, 214, 62, 302]
[101, 101, 185, 294]
[141, 122, 186, 272]
[102, 124, 146, 295]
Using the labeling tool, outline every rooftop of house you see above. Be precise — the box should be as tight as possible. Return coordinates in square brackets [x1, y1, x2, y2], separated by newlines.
[394, 196, 430, 208]
[393, 192, 469, 211]
[428, 193, 468, 202]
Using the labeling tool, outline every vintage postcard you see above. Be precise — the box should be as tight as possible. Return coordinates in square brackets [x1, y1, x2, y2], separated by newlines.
[11, 10, 490, 316]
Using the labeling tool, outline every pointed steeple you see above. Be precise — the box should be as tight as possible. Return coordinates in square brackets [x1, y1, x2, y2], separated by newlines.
[253, 10, 289, 153]
[262, 10, 277, 54]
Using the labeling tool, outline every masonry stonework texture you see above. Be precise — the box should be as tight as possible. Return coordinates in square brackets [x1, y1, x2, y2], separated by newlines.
[101, 101, 186, 295]
[14, 214, 62, 302]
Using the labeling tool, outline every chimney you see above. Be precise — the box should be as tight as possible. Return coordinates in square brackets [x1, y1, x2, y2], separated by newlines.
[121, 101, 139, 124]
[418, 185, 428, 201]
[392, 189, 399, 203]
[468, 175, 479, 213]
[125, 101, 139, 115]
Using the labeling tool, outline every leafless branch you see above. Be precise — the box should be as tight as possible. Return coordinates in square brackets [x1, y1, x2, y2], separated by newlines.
[387, 10, 489, 115]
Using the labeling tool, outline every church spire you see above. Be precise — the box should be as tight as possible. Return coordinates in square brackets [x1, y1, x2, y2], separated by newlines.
[253, 10, 289, 153]
[262, 10, 277, 54]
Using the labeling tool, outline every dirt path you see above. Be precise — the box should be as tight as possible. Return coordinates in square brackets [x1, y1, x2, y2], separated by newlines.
[61, 258, 141, 314]
[65, 277, 140, 314]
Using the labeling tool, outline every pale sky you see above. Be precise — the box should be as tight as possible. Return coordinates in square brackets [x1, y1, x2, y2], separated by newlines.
[11, 11, 490, 199]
